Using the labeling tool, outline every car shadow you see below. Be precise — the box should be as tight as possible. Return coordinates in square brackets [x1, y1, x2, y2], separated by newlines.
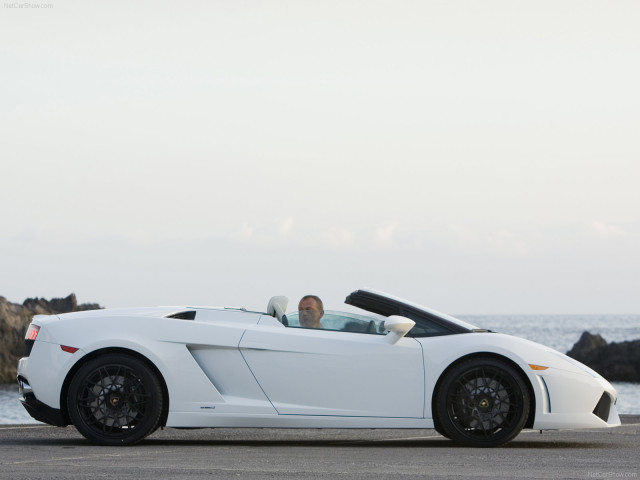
[139, 437, 614, 449]
[0, 427, 616, 450]
[1, 437, 614, 449]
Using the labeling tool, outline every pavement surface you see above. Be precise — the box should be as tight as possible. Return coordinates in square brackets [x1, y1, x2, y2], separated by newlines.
[0, 416, 638, 479]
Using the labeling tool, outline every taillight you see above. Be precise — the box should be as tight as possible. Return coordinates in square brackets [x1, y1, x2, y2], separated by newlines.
[23, 324, 41, 357]
[25, 324, 40, 341]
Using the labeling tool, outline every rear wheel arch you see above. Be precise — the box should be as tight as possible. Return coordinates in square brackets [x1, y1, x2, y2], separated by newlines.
[60, 347, 169, 428]
[432, 352, 536, 432]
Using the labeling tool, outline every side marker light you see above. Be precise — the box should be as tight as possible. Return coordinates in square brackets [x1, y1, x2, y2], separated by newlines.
[529, 364, 549, 371]
[61, 345, 79, 354]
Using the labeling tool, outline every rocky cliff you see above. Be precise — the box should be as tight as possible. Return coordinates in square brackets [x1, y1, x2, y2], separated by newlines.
[567, 331, 640, 382]
[0, 294, 101, 383]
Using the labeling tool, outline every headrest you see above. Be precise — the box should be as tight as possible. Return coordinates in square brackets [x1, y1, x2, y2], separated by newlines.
[267, 296, 288, 320]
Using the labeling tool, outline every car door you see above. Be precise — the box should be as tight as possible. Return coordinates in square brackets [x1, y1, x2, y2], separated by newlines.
[239, 318, 424, 417]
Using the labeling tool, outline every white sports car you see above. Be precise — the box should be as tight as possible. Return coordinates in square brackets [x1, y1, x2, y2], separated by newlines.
[17, 289, 620, 447]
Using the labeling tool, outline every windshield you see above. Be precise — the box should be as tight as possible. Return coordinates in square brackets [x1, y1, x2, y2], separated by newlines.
[285, 310, 387, 335]
[345, 289, 480, 336]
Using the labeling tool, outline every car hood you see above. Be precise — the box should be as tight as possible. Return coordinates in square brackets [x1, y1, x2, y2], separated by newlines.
[425, 331, 605, 380]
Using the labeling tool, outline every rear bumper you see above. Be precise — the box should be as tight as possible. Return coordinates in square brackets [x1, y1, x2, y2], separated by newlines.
[17, 376, 67, 427]
[19, 392, 67, 427]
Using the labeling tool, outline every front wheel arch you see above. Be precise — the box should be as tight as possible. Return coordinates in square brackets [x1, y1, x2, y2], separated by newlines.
[432, 353, 536, 434]
[60, 347, 169, 429]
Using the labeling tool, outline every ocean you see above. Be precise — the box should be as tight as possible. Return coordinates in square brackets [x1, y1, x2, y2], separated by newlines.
[1, 314, 638, 423]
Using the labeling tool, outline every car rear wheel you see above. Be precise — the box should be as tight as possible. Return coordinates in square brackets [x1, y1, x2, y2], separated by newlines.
[67, 354, 163, 445]
[435, 357, 530, 447]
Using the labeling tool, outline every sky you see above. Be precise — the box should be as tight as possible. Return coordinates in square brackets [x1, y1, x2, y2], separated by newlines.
[1, 0, 639, 314]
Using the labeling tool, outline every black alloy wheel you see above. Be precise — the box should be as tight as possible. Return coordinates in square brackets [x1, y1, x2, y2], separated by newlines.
[67, 353, 163, 446]
[435, 357, 530, 447]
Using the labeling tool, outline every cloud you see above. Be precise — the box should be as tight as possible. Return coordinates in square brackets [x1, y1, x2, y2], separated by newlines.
[322, 227, 354, 248]
[446, 224, 531, 256]
[230, 219, 295, 246]
[447, 224, 480, 247]
[588, 220, 625, 238]
[373, 224, 397, 249]
[235, 222, 254, 240]
[485, 229, 530, 255]
[279, 217, 294, 237]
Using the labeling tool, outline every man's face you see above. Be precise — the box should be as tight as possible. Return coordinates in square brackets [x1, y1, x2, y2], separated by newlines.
[298, 297, 323, 328]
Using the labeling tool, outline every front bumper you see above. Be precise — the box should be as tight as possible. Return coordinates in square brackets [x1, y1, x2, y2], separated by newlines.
[532, 370, 621, 430]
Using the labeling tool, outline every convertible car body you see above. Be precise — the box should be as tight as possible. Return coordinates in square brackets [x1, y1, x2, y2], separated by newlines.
[17, 289, 620, 447]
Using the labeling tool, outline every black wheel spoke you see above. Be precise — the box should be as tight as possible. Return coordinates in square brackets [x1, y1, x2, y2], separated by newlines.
[436, 358, 530, 447]
[68, 354, 163, 445]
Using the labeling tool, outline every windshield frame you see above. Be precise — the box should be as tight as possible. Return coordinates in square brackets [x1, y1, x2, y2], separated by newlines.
[344, 288, 479, 337]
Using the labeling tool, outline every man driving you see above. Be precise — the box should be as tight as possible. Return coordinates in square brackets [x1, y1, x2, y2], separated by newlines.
[298, 295, 324, 329]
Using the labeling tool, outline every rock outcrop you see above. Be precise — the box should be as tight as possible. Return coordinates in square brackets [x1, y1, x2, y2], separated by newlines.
[0, 294, 101, 384]
[567, 331, 640, 382]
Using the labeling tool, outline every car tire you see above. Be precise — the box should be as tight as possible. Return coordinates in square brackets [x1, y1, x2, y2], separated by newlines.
[434, 357, 530, 447]
[67, 353, 163, 446]
[432, 417, 450, 439]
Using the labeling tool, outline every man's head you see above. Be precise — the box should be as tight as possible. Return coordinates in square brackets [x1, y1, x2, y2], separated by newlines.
[298, 295, 324, 328]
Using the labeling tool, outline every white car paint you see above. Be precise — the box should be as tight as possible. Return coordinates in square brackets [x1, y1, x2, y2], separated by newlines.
[16, 289, 620, 446]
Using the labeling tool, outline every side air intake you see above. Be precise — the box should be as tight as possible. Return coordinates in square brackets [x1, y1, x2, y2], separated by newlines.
[165, 311, 197, 320]
[592, 393, 612, 422]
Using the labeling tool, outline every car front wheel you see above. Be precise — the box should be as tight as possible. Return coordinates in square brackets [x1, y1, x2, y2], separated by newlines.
[435, 357, 530, 447]
[67, 353, 163, 445]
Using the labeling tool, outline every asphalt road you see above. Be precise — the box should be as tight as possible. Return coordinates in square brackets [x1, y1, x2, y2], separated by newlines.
[1, 417, 638, 480]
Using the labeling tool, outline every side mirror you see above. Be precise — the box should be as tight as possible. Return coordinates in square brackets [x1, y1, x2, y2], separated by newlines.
[384, 315, 415, 344]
